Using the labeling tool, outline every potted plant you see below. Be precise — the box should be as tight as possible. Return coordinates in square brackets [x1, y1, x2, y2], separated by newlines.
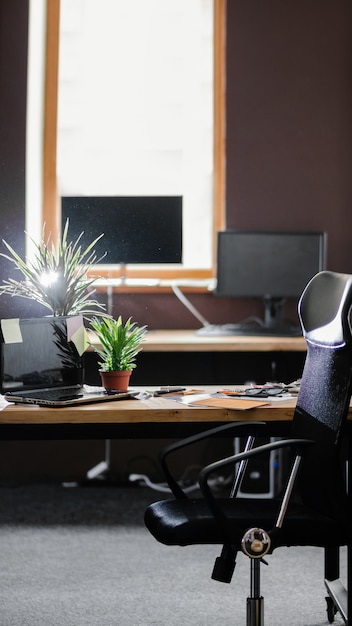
[89, 315, 147, 391]
[0, 219, 106, 317]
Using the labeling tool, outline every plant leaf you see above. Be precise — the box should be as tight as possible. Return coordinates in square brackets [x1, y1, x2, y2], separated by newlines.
[0, 219, 107, 317]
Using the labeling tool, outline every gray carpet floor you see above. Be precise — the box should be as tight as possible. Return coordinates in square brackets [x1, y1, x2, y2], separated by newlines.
[0, 484, 347, 626]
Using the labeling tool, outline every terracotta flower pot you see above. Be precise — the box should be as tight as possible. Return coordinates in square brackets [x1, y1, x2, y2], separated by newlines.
[99, 369, 132, 392]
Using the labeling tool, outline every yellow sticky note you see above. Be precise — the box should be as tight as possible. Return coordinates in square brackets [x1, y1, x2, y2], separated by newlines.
[71, 325, 89, 356]
[0, 318, 23, 344]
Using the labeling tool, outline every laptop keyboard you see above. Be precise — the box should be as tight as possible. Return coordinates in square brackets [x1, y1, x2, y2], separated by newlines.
[12, 387, 84, 400]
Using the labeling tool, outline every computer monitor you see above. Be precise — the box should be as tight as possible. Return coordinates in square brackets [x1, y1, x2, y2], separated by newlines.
[215, 230, 327, 335]
[61, 196, 182, 265]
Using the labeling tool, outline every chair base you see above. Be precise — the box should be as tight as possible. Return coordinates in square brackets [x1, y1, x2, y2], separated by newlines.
[212, 547, 237, 583]
[324, 579, 348, 624]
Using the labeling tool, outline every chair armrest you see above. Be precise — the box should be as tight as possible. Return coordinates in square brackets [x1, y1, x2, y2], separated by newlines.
[199, 437, 313, 491]
[159, 421, 267, 499]
[198, 437, 314, 541]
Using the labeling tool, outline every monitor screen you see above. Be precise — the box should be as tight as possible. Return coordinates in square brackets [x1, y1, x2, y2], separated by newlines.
[216, 231, 326, 297]
[61, 196, 183, 264]
[215, 230, 327, 334]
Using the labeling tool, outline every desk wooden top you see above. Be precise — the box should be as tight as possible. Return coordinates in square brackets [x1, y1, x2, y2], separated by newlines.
[89, 330, 307, 353]
[0, 386, 306, 425]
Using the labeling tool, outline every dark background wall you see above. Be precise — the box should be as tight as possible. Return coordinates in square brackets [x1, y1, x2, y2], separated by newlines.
[0, 0, 351, 482]
[226, 0, 352, 269]
[0, 0, 27, 280]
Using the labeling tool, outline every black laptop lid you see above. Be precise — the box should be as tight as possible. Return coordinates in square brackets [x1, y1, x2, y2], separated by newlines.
[0, 316, 84, 394]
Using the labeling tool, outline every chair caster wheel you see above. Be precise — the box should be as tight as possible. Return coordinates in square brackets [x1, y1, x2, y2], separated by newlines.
[325, 595, 337, 623]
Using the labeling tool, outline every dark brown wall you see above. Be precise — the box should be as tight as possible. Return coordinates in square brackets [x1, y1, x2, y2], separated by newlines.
[0, 0, 27, 273]
[226, 0, 352, 274]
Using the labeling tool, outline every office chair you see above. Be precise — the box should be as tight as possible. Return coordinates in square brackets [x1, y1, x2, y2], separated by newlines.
[145, 270, 352, 626]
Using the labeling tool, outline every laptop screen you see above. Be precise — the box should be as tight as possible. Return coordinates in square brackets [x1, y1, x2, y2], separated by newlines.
[0, 316, 84, 394]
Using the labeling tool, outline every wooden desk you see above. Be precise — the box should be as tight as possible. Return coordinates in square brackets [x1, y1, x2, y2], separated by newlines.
[0, 386, 349, 441]
[89, 330, 307, 353]
[0, 388, 298, 425]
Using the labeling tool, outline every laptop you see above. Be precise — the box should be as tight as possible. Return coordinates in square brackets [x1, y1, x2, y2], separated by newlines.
[0, 316, 137, 407]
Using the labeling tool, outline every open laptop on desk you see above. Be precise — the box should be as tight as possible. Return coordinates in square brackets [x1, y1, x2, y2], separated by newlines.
[0, 317, 135, 407]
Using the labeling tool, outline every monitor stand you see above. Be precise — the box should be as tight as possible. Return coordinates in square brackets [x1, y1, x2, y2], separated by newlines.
[261, 296, 301, 336]
[170, 284, 302, 337]
[196, 297, 302, 337]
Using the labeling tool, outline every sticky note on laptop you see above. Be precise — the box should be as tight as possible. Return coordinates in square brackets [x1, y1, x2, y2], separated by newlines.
[0, 318, 22, 344]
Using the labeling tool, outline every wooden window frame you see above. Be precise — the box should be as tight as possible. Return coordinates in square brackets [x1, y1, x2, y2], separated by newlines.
[43, 0, 226, 288]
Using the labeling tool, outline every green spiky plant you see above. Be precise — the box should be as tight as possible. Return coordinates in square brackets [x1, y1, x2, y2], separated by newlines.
[90, 316, 147, 372]
[0, 219, 106, 317]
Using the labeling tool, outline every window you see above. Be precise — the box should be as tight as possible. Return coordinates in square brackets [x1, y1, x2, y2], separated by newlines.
[28, 0, 225, 286]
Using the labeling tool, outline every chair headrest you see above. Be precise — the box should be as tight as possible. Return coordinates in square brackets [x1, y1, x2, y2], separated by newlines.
[298, 271, 352, 347]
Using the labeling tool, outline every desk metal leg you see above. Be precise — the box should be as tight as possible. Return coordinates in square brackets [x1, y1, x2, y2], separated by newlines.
[86, 439, 111, 480]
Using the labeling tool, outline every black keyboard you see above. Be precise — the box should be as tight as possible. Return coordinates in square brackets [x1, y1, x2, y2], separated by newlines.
[195, 324, 302, 337]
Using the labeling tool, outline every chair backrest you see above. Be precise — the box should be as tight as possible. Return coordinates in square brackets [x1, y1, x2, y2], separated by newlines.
[291, 271, 352, 522]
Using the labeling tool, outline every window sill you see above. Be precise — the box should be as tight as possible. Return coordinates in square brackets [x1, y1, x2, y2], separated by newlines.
[93, 277, 216, 294]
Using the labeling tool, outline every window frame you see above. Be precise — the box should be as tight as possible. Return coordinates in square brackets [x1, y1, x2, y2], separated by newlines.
[42, 0, 226, 289]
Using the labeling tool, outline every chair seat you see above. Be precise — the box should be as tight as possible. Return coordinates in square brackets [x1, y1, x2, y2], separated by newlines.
[145, 497, 349, 549]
